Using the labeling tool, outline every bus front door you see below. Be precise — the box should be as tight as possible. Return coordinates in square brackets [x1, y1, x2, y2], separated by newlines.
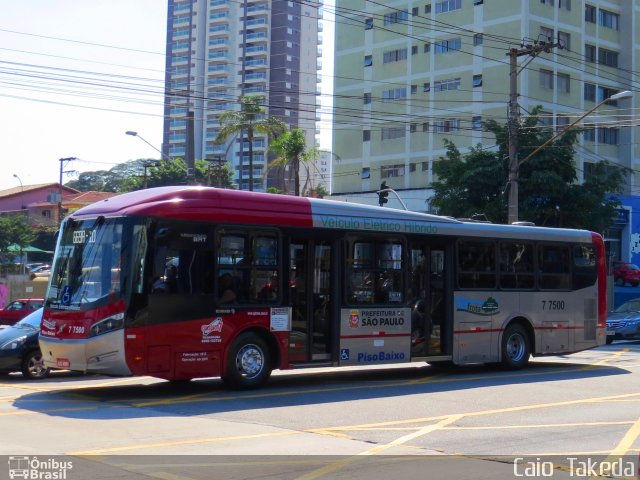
[288, 240, 333, 363]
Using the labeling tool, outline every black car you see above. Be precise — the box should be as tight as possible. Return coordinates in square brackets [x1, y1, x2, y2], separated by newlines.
[0, 308, 49, 379]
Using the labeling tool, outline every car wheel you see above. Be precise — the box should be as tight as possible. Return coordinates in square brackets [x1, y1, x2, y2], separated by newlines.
[222, 332, 272, 389]
[606, 336, 614, 345]
[501, 323, 530, 370]
[21, 350, 50, 380]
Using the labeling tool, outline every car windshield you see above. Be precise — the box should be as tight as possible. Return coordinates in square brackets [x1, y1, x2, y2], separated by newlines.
[614, 301, 640, 313]
[15, 308, 43, 329]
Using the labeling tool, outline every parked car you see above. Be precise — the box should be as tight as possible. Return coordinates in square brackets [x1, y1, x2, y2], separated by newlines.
[606, 298, 640, 344]
[0, 308, 49, 379]
[611, 261, 640, 287]
[30, 268, 51, 280]
[0, 299, 45, 326]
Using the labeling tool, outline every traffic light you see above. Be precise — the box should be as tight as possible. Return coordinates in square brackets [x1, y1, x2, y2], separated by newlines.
[378, 181, 389, 206]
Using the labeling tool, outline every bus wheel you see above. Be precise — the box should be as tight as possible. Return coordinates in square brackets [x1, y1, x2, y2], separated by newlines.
[501, 324, 530, 370]
[223, 333, 272, 389]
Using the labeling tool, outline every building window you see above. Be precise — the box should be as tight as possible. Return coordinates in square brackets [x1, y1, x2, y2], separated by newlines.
[585, 4, 596, 23]
[557, 73, 570, 93]
[381, 127, 406, 140]
[584, 83, 596, 102]
[556, 114, 570, 132]
[538, 111, 554, 129]
[583, 127, 595, 142]
[434, 37, 461, 54]
[585, 44, 596, 63]
[382, 87, 407, 100]
[383, 10, 408, 25]
[474, 0, 483, 5]
[410, 123, 417, 133]
[412, 45, 418, 55]
[473, 74, 483, 87]
[540, 0, 554, 6]
[365, 17, 373, 30]
[362, 167, 370, 179]
[364, 55, 373, 67]
[435, 0, 462, 14]
[411, 84, 417, 94]
[559, 0, 570, 10]
[434, 77, 461, 92]
[599, 9, 619, 30]
[473, 33, 483, 46]
[410, 163, 417, 172]
[472, 115, 482, 130]
[540, 26, 554, 43]
[422, 161, 429, 171]
[598, 48, 619, 68]
[539, 69, 553, 89]
[424, 43, 431, 53]
[423, 82, 431, 92]
[383, 48, 408, 63]
[434, 119, 460, 133]
[598, 128, 619, 145]
[425, 4, 432, 14]
[412, 7, 419, 16]
[364, 92, 372, 104]
[363, 130, 371, 141]
[422, 122, 429, 132]
[598, 86, 621, 105]
[381, 164, 406, 178]
[558, 31, 570, 51]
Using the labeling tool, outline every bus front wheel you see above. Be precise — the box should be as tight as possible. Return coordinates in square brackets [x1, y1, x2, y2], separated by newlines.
[501, 324, 530, 370]
[222, 333, 272, 389]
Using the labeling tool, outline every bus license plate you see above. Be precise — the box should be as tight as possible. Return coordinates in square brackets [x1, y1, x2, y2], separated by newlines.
[56, 358, 70, 368]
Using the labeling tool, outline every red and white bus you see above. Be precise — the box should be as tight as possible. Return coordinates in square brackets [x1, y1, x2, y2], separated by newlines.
[40, 186, 607, 388]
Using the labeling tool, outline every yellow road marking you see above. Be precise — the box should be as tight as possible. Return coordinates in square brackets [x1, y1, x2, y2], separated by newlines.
[68, 431, 297, 455]
[443, 421, 635, 430]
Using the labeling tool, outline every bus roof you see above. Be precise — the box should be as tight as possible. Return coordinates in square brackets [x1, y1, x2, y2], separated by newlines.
[70, 186, 596, 243]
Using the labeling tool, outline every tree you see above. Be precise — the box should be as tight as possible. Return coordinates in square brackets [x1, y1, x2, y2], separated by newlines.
[268, 129, 323, 196]
[431, 109, 629, 232]
[214, 96, 286, 191]
[0, 216, 35, 264]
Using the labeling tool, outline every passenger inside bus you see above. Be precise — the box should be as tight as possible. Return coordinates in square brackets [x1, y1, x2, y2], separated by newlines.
[218, 273, 237, 304]
[258, 274, 278, 301]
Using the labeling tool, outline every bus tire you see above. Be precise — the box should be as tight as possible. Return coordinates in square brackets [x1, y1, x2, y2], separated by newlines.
[222, 333, 272, 389]
[501, 324, 530, 370]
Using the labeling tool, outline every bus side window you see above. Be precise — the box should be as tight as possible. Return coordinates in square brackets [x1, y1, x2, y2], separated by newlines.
[538, 245, 571, 290]
[457, 240, 496, 289]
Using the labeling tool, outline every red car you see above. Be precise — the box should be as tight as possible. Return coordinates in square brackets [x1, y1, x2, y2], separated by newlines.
[612, 261, 640, 287]
[0, 299, 44, 326]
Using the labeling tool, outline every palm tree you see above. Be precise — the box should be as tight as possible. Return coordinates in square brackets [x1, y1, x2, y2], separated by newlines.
[214, 96, 285, 191]
[268, 129, 323, 196]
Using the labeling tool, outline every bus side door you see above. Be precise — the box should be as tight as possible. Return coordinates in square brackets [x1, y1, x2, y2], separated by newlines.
[288, 239, 333, 363]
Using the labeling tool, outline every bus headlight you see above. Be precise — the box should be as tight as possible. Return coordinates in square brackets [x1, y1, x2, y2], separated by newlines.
[0, 335, 27, 350]
[89, 313, 125, 337]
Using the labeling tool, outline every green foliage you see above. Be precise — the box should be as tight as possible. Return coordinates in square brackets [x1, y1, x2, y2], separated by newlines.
[215, 96, 286, 191]
[0, 216, 36, 263]
[431, 109, 629, 232]
[66, 159, 157, 192]
[268, 129, 325, 196]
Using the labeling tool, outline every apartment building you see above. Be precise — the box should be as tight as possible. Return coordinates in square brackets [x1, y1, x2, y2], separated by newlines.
[162, 0, 323, 192]
[332, 0, 637, 217]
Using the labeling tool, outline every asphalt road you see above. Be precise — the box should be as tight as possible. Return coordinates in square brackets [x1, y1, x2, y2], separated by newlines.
[0, 341, 639, 480]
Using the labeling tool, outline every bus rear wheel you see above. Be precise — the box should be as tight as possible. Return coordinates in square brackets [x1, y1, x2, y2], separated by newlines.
[501, 324, 530, 370]
[222, 333, 272, 389]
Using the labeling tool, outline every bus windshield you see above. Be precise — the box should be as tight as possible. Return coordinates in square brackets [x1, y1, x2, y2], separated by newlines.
[47, 217, 127, 309]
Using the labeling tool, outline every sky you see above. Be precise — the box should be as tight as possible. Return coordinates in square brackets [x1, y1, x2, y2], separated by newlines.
[0, 0, 334, 192]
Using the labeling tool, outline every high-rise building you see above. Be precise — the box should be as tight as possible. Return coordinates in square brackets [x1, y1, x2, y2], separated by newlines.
[332, 0, 636, 215]
[163, 0, 323, 192]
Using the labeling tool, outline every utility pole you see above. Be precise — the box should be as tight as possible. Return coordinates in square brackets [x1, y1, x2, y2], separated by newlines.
[58, 157, 77, 224]
[506, 39, 562, 224]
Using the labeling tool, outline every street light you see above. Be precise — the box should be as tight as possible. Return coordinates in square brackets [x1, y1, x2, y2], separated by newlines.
[12, 174, 24, 209]
[125, 131, 171, 161]
[507, 90, 633, 224]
